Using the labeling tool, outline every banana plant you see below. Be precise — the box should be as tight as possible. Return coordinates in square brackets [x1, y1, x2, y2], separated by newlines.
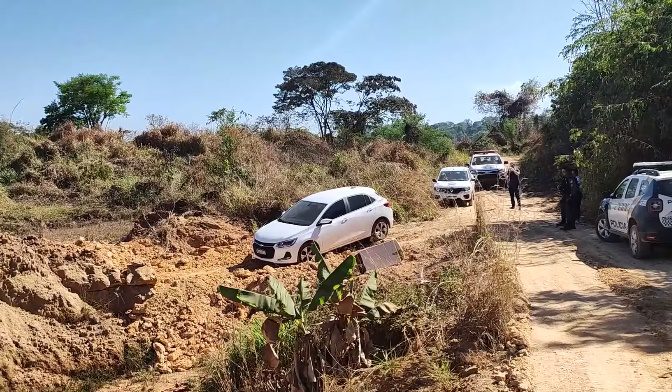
[217, 245, 399, 391]
[218, 247, 357, 326]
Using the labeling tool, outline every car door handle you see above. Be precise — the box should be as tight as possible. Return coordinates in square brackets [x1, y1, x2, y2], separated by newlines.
[341, 218, 348, 224]
[366, 208, 373, 213]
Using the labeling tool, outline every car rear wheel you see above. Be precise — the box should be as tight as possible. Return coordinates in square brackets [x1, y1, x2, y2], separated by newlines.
[297, 242, 318, 263]
[596, 214, 618, 242]
[370, 219, 389, 243]
[629, 224, 652, 259]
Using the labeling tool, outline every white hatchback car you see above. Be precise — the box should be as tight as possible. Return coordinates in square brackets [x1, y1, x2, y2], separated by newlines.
[432, 166, 476, 206]
[252, 187, 394, 264]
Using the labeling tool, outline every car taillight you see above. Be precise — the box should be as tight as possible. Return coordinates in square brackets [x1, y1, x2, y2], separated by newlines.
[384, 201, 391, 208]
[648, 198, 663, 213]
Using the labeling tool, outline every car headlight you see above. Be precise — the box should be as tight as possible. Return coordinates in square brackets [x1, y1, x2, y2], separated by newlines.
[276, 238, 297, 248]
[462, 187, 471, 192]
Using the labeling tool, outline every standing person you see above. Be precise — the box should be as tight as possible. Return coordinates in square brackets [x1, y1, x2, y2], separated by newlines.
[556, 168, 571, 227]
[563, 171, 580, 230]
[508, 164, 521, 209]
[572, 168, 582, 224]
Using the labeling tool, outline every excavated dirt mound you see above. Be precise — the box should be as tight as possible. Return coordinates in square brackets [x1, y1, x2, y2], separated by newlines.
[0, 233, 157, 391]
[1, 213, 351, 389]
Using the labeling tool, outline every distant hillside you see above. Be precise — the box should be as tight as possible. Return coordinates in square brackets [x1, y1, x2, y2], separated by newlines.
[431, 117, 497, 140]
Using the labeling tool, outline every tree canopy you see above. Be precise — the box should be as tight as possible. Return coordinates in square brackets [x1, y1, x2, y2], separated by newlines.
[525, 0, 672, 212]
[273, 62, 416, 142]
[273, 62, 357, 140]
[40, 74, 131, 131]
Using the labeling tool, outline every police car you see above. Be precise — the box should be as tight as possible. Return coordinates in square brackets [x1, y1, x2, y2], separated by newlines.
[469, 150, 508, 189]
[596, 161, 672, 258]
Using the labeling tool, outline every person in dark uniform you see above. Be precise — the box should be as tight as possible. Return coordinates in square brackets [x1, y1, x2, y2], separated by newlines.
[556, 168, 571, 227]
[508, 164, 521, 209]
[572, 168, 582, 224]
[563, 171, 580, 230]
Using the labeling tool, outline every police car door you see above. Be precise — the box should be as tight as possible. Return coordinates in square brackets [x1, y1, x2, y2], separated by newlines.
[609, 178, 631, 233]
[623, 176, 641, 225]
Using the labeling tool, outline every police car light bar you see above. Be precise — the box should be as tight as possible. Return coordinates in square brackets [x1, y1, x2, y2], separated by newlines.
[473, 150, 498, 154]
[632, 161, 672, 175]
[633, 161, 672, 168]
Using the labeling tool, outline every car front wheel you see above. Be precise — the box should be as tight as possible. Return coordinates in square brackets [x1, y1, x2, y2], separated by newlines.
[629, 224, 652, 259]
[370, 219, 389, 243]
[297, 242, 318, 263]
[596, 214, 618, 242]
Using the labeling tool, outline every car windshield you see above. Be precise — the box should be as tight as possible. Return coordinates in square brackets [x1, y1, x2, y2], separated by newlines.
[658, 180, 672, 197]
[472, 156, 502, 165]
[438, 171, 469, 181]
[278, 200, 327, 226]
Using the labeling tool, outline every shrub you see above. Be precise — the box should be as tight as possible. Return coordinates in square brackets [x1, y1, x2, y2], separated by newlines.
[134, 124, 207, 157]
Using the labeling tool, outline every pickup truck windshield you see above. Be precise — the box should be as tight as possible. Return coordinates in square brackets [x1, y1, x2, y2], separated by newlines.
[472, 156, 502, 165]
[438, 171, 469, 181]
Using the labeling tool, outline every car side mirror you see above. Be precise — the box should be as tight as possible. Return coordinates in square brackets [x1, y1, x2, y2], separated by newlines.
[317, 218, 332, 226]
[471, 178, 476, 181]
[432, 178, 437, 183]
[504, 160, 509, 164]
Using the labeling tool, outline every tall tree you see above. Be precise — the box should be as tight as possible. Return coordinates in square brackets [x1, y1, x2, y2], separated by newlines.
[473, 80, 543, 152]
[273, 62, 356, 140]
[332, 74, 416, 139]
[40, 74, 131, 130]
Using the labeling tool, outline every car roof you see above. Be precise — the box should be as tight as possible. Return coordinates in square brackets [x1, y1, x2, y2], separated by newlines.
[472, 153, 501, 157]
[440, 166, 469, 172]
[630, 171, 672, 180]
[302, 186, 377, 204]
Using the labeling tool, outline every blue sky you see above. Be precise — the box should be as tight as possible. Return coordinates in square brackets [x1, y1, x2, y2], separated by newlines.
[0, 0, 581, 130]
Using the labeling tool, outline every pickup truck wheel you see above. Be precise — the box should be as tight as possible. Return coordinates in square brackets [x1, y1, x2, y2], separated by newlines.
[629, 224, 652, 259]
[596, 214, 618, 243]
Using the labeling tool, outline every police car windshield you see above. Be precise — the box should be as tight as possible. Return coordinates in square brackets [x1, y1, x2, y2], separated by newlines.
[472, 156, 502, 165]
[438, 171, 469, 181]
[658, 180, 672, 197]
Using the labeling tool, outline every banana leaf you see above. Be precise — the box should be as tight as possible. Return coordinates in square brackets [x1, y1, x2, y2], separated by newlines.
[307, 255, 357, 311]
[312, 243, 330, 284]
[359, 272, 378, 310]
[267, 276, 297, 318]
[218, 286, 287, 317]
[297, 277, 311, 313]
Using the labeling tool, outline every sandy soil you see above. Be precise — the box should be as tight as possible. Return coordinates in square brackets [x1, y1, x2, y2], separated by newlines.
[479, 192, 672, 392]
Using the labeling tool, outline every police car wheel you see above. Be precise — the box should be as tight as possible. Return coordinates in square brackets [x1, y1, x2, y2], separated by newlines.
[595, 214, 618, 243]
[629, 224, 652, 259]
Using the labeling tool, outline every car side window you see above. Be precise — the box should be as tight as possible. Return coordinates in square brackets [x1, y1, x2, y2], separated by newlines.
[322, 199, 347, 220]
[625, 178, 639, 198]
[613, 179, 629, 199]
[638, 179, 650, 196]
[347, 194, 373, 211]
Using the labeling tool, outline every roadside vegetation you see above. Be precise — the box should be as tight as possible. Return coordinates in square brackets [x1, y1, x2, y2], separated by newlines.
[0, 119, 469, 234]
[521, 0, 672, 215]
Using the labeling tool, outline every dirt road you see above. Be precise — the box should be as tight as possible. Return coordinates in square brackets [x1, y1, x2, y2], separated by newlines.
[480, 193, 672, 392]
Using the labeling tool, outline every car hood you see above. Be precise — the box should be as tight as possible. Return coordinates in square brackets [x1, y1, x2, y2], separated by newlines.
[254, 220, 311, 243]
[435, 180, 471, 188]
[471, 163, 505, 171]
